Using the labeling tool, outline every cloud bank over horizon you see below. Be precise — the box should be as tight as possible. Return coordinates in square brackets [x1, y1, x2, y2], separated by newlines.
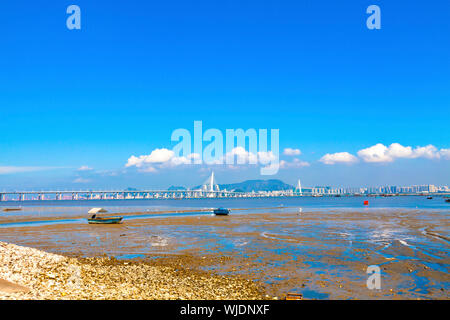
[1, 142, 449, 189]
[321, 143, 450, 165]
[125, 142, 450, 173]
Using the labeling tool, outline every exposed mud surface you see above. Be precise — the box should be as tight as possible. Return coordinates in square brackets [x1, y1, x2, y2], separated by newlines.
[1, 208, 449, 299]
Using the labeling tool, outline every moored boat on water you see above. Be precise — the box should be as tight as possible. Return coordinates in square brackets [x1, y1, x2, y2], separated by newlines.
[2, 207, 22, 212]
[213, 208, 230, 215]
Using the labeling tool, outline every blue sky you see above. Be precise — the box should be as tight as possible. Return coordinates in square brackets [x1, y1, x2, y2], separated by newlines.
[0, 0, 449, 190]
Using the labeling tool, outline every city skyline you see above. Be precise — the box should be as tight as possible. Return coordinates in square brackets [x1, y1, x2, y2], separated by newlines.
[1, 1, 449, 189]
[1, 182, 448, 202]
[0, 172, 448, 195]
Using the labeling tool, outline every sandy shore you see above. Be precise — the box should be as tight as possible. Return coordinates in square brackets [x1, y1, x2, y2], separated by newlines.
[0, 241, 265, 300]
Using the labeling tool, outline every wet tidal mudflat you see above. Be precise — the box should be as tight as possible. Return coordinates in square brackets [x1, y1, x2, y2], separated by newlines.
[0, 200, 448, 300]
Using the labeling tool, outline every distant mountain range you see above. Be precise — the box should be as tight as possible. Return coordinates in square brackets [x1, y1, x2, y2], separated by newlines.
[168, 185, 187, 191]
[187, 179, 294, 192]
[218, 179, 294, 192]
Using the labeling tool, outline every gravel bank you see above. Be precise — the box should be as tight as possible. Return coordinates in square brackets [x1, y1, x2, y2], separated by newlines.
[0, 241, 265, 300]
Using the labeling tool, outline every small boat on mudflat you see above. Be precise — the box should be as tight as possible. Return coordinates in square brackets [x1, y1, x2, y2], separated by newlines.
[213, 208, 230, 216]
[2, 208, 22, 212]
[285, 292, 303, 300]
[88, 215, 123, 224]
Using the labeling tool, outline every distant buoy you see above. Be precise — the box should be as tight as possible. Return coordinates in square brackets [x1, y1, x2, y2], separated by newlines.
[364, 200, 369, 206]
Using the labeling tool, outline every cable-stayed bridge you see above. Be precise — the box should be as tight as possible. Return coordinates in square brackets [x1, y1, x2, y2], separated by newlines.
[0, 188, 301, 201]
[0, 172, 303, 201]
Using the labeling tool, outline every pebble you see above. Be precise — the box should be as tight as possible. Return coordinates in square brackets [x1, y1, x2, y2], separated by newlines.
[0, 241, 264, 300]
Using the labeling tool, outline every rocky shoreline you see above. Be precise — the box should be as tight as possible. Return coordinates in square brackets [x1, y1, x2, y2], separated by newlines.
[0, 241, 265, 300]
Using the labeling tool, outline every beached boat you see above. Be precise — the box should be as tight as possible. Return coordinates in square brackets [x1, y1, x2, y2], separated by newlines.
[87, 216, 123, 224]
[213, 208, 230, 216]
[2, 208, 22, 212]
[285, 292, 303, 300]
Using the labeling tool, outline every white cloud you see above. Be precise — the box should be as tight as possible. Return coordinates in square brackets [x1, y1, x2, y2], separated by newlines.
[387, 143, 414, 159]
[413, 145, 439, 159]
[0, 166, 57, 175]
[440, 148, 450, 160]
[78, 165, 93, 171]
[126, 147, 280, 174]
[146, 148, 176, 163]
[223, 148, 279, 169]
[126, 148, 199, 172]
[126, 155, 144, 168]
[320, 152, 358, 165]
[73, 177, 91, 183]
[357, 143, 441, 163]
[224, 147, 258, 164]
[257, 151, 277, 165]
[138, 167, 158, 173]
[283, 148, 301, 156]
[126, 148, 175, 168]
[188, 153, 201, 161]
[280, 158, 310, 168]
[357, 144, 392, 163]
[168, 156, 191, 166]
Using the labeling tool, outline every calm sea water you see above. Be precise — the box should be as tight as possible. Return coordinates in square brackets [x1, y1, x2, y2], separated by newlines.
[0, 195, 449, 219]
